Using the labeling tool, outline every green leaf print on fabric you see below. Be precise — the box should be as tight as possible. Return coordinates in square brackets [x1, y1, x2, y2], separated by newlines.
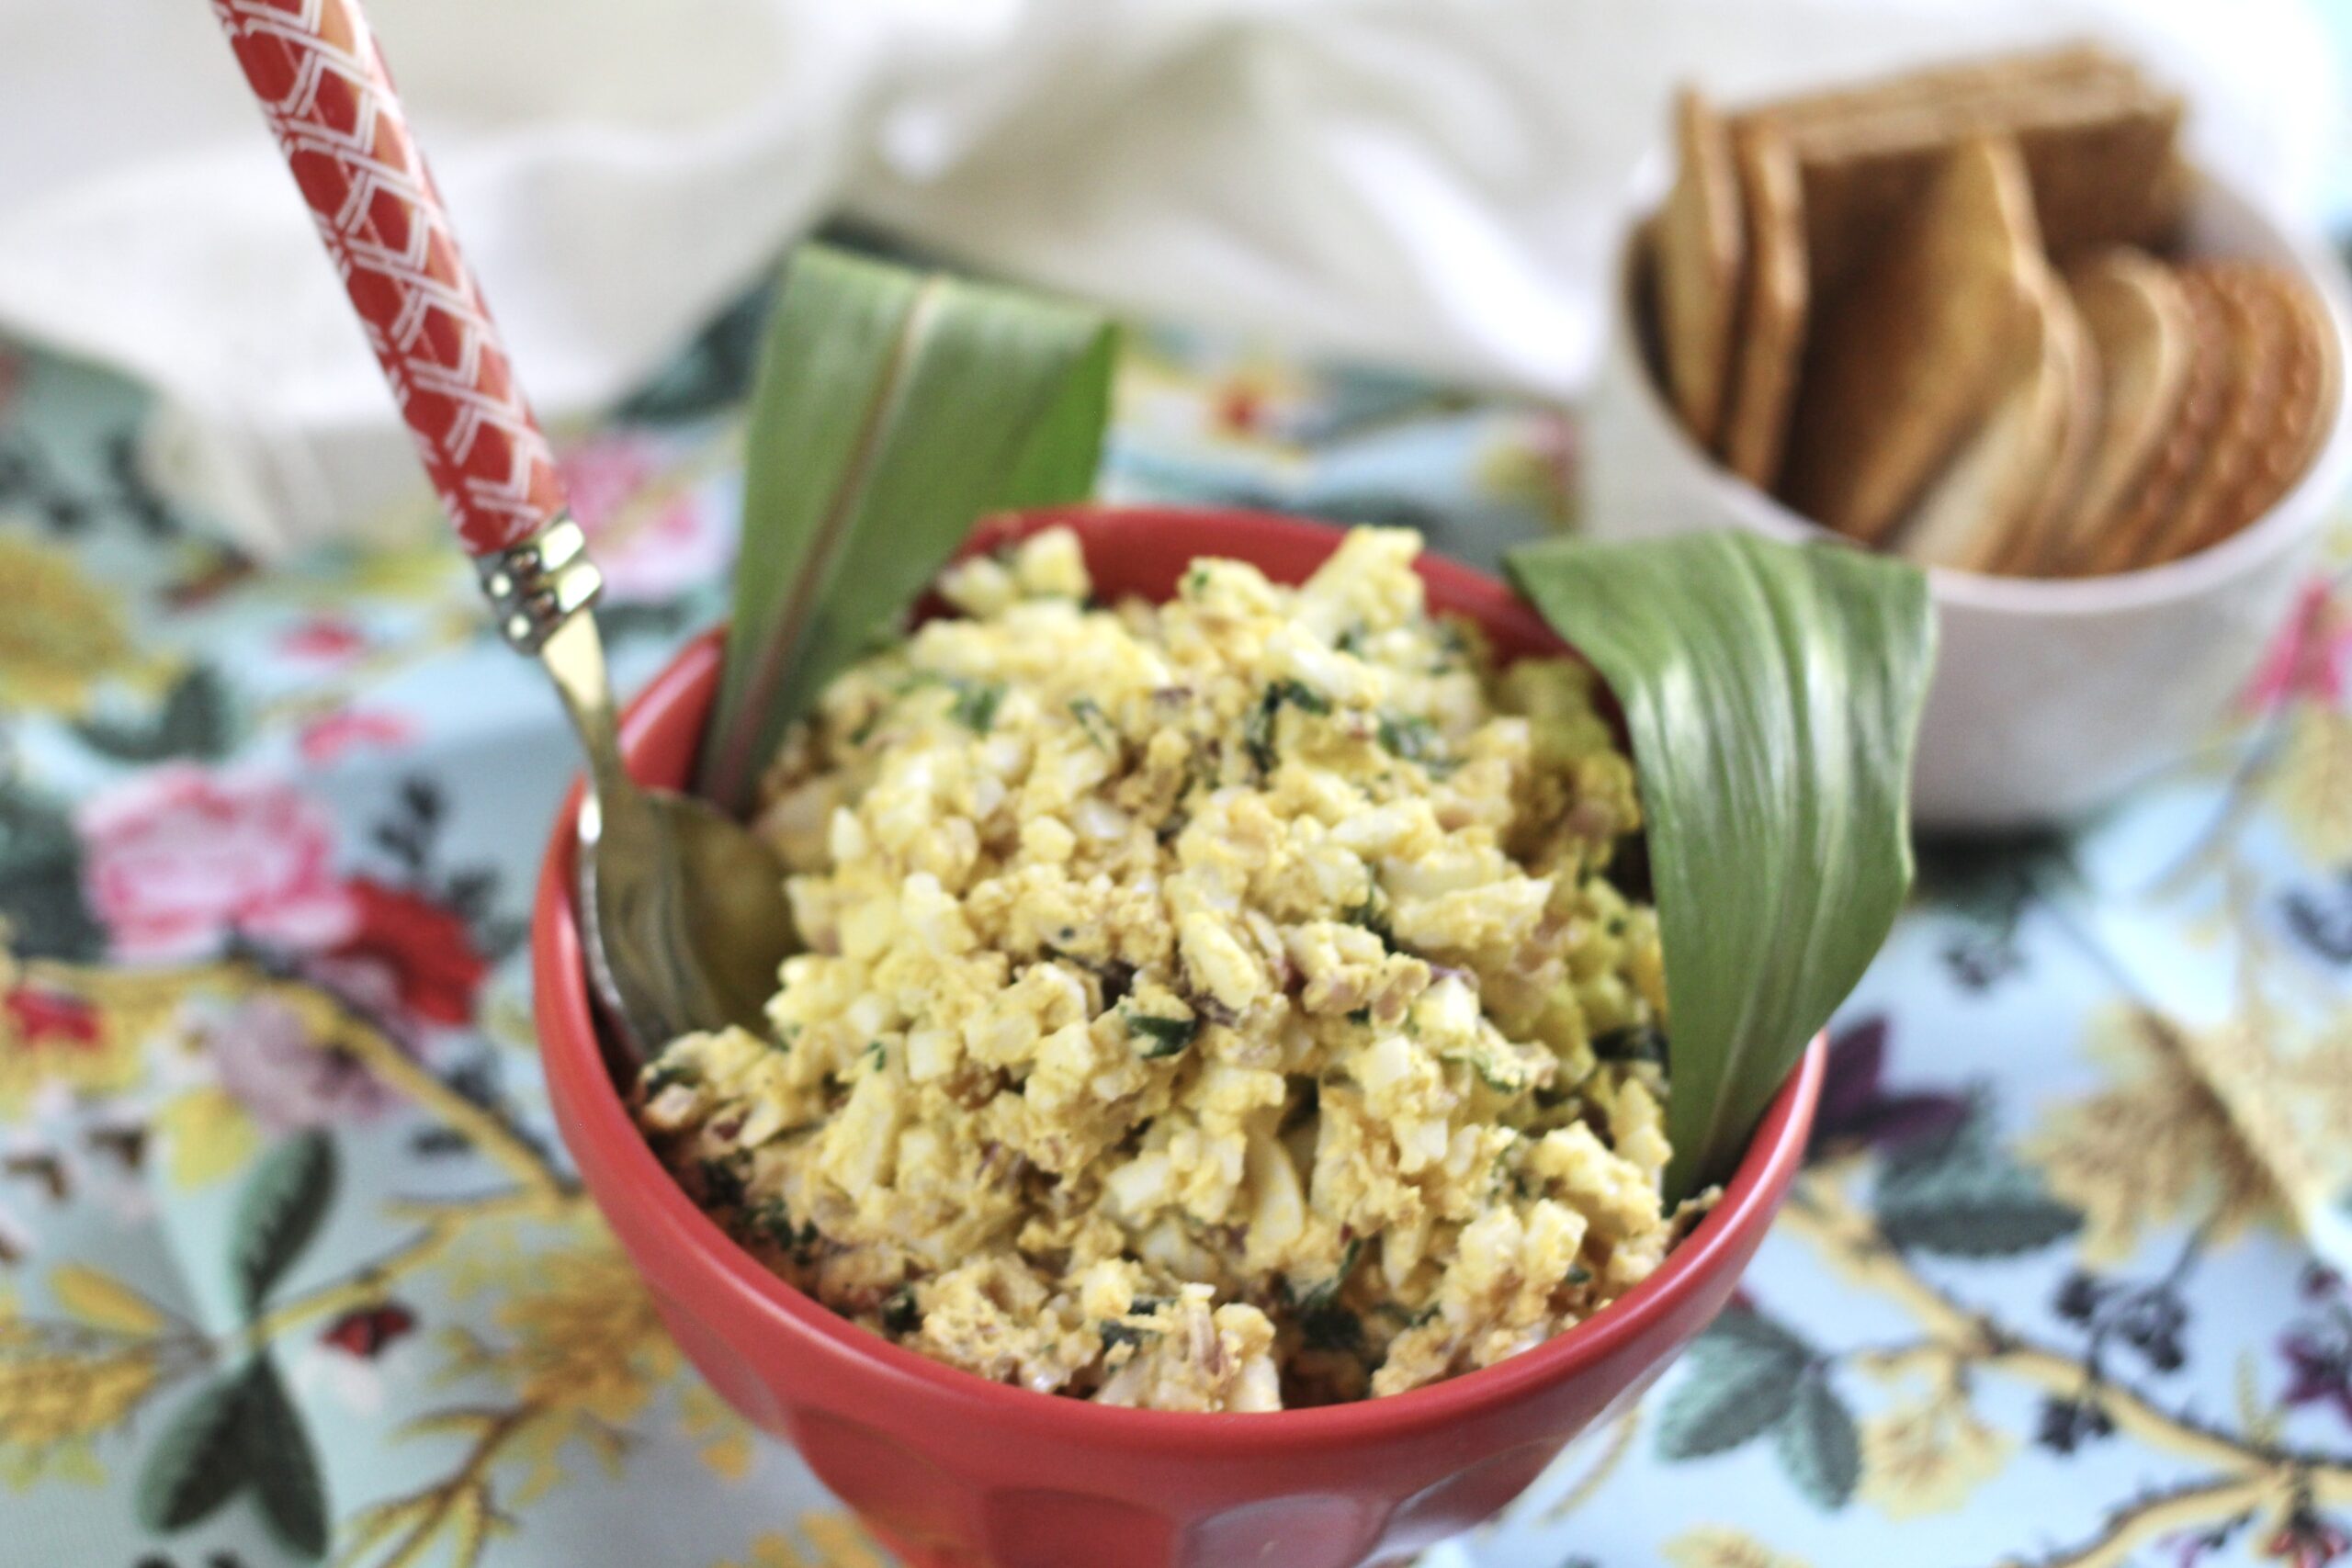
[232, 1130, 338, 1314]
[1656, 1303, 1811, 1460]
[72, 663, 234, 763]
[244, 1352, 331, 1558]
[134, 1371, 248, 1533]
[1775, 1373, 1861, 1510]
[0, 776, 105, 962]
[1874, 1110, 2082, 1258]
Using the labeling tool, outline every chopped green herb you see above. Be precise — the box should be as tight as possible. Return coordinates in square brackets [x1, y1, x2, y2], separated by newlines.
[882, 1287, 921, 1334]
[1565, 1264, 1594, 1287]
[863, 1039, 888, 1070]
[1447, 1051, 1522, 1094]
[644, 1062, 697, 1096]
[1127, 1012, 1199, 1058]
[1592, 1024, 1667, 1066]
[1069, 695, 1117, 750]
[1183, 565, 1211, 594]
[1301, 1304, 1363, 1353]
[1375, 713, 1442, 763]
[1346, 1007, 1372, 1025]
[698, 1158, 747, 1209]
[1099, 1319, 1146, 1352]
[1269, 679, 1331, 716]
[1344, 891, 1396, 950]
[1244, 680, 1332, 773]
[847, 707, 885, 746]
[1298, 1238, 1363, 1313]
[951, 680, 1006, 732]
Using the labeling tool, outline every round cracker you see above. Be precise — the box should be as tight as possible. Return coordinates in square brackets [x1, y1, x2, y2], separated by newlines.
[2059, 249, 2194, 560]
[2077, 268, 2233, 576]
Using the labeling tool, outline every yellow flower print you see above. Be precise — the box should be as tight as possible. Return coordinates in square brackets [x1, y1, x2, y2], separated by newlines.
[1662, 1526, 1816, 1568]
[0, 964, 149, 1115]
[0, 533, 153, 714]
[153, 1084, 262, 1190]
[2022, 1005, 2278, 1264]
[457, 1239, 677, 1427]
[2272, 705, 2352, 862]
[718, 1513, 892, 1568]
[0, 1285, 174, 1489]
[679, 1382, 756, 1481]
[1856, 1390, 2014, 1518]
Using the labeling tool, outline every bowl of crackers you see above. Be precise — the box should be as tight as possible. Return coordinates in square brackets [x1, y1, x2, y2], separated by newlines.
[1585, 45, 2352, 829]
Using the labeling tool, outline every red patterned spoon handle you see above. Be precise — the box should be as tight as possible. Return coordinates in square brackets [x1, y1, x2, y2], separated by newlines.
[209, 0, 595, 646]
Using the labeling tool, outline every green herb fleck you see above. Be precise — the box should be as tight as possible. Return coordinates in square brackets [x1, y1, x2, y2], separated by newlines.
[644, 1061, 696, 1096]
[1245, 680, 1332, 773]
[1069, 695, 1117, 750]
[863, 1039, 888, 1071]
[1183, 565, 1212, 595]
[1298, 1238, 1363, 1313]
[882, 1287, 922, 1335]
[1301, 1305, 1363, 1353]
[1346, 1007, 1372, 1026]
[1127, 1012, 1199, 1058]
[1375, 713, 1442, 764]
[698, 1158, 747, 1209]
[1099, 1319, 1146, 1352]
[1344, 891, 1396, 950]
[1565, 1264, 1594, 1287]
[1592, 1024, 1667, 1066]
[951, 680, 1006, 732]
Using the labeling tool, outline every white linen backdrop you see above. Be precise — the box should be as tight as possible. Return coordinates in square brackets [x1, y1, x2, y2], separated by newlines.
[0, 0, 2336, 554]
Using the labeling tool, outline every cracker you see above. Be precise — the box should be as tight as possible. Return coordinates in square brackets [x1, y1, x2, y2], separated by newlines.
[2050, 249, 2195, 567]
[1718, 117, 1809, 489]
[2166, 264, 2336, 559]
[2144, 263, 2297, 564]
[1751, 44, 2141, 135]
[1764, 70, 2185, 298]
[1781, 135, 2043, 544]
[1996, 280, 2105, 575]
[1892, 270, 2081, 573]
[2078, 270, 2234, 575]
[1655, 86, 1746, 445]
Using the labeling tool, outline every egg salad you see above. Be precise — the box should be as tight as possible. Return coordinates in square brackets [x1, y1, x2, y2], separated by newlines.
[637, 525, 1683, 1411]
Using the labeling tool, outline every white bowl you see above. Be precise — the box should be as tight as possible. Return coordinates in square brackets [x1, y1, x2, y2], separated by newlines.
[1584, 161, 2352, 829]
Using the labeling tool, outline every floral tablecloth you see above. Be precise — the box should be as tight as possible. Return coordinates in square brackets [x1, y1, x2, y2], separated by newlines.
[3, 273, 2352, 1568]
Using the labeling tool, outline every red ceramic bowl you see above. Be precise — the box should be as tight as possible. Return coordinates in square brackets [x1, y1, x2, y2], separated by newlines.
[533, 506, 1825, 1568]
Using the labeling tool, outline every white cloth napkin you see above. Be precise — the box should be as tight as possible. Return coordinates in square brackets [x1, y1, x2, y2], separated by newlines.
[0, 0, 2337, 555]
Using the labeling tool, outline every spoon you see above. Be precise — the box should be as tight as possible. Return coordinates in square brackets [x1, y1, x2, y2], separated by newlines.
[208, 0, 790, 1077]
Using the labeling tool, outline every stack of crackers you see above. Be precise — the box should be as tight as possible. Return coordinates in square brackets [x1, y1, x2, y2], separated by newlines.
[1646, 47, 2340, 577]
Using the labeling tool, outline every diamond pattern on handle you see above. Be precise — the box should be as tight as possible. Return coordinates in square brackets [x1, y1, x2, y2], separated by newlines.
[211, 0, 563, 558]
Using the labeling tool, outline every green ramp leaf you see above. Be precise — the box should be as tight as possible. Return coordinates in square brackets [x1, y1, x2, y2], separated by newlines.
[231, 1131, 338, 1315]
[1506, 531, 1933, 1200]
[243, 1353, 330, 1559]
[697, 245, 1115, 811]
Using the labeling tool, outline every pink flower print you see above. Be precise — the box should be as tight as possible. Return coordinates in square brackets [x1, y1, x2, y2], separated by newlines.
[279, 615, 366, 661]
[2244, 580, 2350, 714]
[560, 433, 732, 604]
[76, 765, 356, 961]
[202, 992, 398, 1134]
[557, 434, 659, 531]
[298, 709, 415, 765]
[591, 493, 734, 604]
